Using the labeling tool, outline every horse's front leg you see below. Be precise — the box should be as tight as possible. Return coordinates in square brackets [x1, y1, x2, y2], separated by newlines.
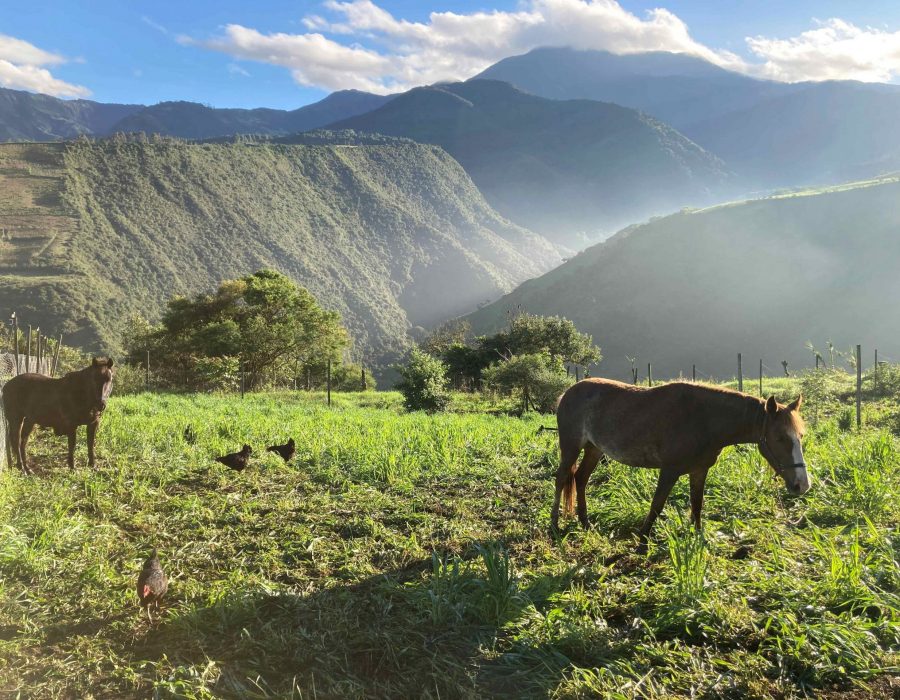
[86, 421, 98, 469]
[636, 468, 679, 554]
[689, 467, 709, 530]
[67, 429, 77, 469]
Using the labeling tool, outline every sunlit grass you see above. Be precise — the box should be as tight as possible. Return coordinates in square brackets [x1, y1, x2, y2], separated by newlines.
[0, 389, 897, 698]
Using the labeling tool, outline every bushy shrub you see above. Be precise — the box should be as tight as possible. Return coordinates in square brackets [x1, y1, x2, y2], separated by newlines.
[396, 349, 451, 412]
[482, 352, 572, 413]
[329, 362, 376, 391]
[108, 362, 148, 395]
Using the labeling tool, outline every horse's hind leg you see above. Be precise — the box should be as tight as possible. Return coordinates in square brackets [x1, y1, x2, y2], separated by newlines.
[636, 469, 679, 554]
[18, 420, 35, 475]
[5, 417, 19, 472]
[551, 435, 583, 532]
[575, 445, 605, 529]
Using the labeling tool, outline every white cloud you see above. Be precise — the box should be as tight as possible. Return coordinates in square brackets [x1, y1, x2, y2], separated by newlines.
[0, 33, 90, 98]
[186, 0, 746, 94]
[141, 15, 171, 37]
[184, 1, 900, 94]
[227, 62, 251, 77]
[747, 18, 900, 82]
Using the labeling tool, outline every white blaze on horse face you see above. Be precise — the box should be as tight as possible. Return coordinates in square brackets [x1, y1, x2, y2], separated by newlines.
[782, 431, 811, 494]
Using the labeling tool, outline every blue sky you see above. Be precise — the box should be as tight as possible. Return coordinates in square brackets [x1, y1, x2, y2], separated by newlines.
[3, 1, 900, 109]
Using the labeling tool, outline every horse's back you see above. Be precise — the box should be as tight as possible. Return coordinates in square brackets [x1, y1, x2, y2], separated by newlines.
[2, 373, 59, 418]
[556, 379, 702, 466]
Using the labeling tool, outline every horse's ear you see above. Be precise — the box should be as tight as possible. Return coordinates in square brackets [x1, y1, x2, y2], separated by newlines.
[787, 393, 802, 412]
[766, 395, 778, 415]
[107, 357, 114, 368]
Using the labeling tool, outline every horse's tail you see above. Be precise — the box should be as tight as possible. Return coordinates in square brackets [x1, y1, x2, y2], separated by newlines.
[563, 467, 576, 516]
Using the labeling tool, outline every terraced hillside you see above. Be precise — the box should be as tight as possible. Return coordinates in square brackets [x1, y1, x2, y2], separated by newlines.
[0, 138, 559, 364]
[0, 144, 88, 334]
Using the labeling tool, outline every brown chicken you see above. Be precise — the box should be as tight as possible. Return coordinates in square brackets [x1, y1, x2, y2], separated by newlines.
[215, 444, 253, 471]
[266, 437, 295, 462]
[137, 549, 168, 620]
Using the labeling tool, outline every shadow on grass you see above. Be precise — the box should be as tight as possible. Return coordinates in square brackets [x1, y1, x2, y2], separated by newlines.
[123, 547, 581, 699]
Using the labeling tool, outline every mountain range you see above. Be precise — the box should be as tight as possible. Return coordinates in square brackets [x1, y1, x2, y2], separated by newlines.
[477, 47, 900, 190]
[0, 86, 392, 142]
[3, 46, 900, 374]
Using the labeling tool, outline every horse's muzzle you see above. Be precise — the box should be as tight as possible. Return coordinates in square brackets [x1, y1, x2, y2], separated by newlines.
[784, 464, 811, 495]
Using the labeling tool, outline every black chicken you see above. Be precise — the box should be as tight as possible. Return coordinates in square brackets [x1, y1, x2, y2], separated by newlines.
[266, 437, 295, 462]
[215, 444, 253, 471]
[137, 549, 168, 620]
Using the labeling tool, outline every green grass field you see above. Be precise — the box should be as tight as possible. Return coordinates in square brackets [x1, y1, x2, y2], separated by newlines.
[0, 387, 898, 698]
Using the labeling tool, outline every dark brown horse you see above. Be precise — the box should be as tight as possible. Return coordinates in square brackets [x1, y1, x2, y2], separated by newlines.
[3, 358, 114, 474]
[551, 378, 810, 552]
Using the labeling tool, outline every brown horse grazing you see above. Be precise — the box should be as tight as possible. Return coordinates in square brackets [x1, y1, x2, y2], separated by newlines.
[551, 378, 810, 552]
[2, 358, 114, 474]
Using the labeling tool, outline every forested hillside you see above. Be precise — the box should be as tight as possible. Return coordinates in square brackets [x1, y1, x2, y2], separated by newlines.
[330, 80, 732, 247]
[0, 137, 558, 365]
[466, 178, 900, 379]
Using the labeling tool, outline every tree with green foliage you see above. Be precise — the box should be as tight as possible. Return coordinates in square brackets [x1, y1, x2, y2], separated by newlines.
[124, 270, 349, 389]
[396, 348, 451, 412]
[482, 351, 572, 413]
[481, 314, 601, 366]
[423, 313, 599, 391]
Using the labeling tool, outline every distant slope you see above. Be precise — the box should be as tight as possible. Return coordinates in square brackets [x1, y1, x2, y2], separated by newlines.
[0, 88, 392, 141]
[684, 82, 900, 188]
[330, 79, 732, 247]
[474, 47, 791, 130]
[0, 87, 142, 141]
[476, 48, 900, 189]
[0, 137, 559, 365]
[466, 178, 900, 380]
[110, 90, 393, 139]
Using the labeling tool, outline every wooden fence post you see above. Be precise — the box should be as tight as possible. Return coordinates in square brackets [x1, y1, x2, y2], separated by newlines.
[362, 367, 367, 391]
[306, 366, 311, 391]
[11, 313, 19, 375]
[856, 344, 862, 430]
[759, 359, 763, 396]
[25, 325, 32, 373]
[737, 353, 743, 393]
[35, 329, 41, 374]
[647, 363, 653, 387]
[692, 364, 696, 382]
[51, 334, 62, 377]
[327, 359, 332, 406]
[874, 349, 878, 393]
